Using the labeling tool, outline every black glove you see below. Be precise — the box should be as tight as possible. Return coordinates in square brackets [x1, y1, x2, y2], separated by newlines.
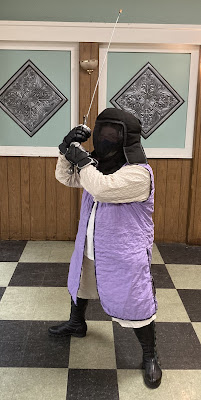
[65, 142, 98, 170]
[59, 125, 91, 155]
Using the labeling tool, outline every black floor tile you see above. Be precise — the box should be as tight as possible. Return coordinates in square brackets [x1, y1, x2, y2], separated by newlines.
[0, 240, 27, 262]
[86, 300, 112, 321]
[9, 263, 69, 287]
[0, 321, 31, 367]
[157, 243, 201, 264]
[112, 322, 142, 369]
[156, 322, 201, 369]
[9, 263, 45, 286]
[43, 264, 69, 287]
[178, 290, 201, 322]
[0, 287, 6, 300]
[22, 338, 70, 368]
[67, 369, 119, 400]
[0, 341, 26, 367]
[151, 265, 175, 288]
[0, 320, 32, 342]
[0, 320, 71, 368]
[21, 321, 71, 368]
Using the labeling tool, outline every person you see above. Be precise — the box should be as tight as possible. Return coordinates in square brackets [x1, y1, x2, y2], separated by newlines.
[48, 108, 162, 389]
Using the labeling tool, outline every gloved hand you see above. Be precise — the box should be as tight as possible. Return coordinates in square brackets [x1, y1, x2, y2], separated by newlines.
[65, 142, 98, 170]
[59, 124, 91, 155]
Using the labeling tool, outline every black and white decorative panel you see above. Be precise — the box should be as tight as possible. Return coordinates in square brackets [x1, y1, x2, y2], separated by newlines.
[110, 62, 184, 139]
[0, 60, 68, 137]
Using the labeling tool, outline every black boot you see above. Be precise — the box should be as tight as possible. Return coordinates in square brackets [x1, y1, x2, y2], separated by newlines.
[133, 321, 162, 389]
[48, 297, 88, 337]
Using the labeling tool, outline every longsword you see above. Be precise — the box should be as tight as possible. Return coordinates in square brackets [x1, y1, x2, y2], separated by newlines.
[83, 9, 123, 128]
[68, 10, 122, 174]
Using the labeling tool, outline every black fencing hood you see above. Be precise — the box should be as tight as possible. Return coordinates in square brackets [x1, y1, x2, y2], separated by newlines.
[92, 108, 147, 174]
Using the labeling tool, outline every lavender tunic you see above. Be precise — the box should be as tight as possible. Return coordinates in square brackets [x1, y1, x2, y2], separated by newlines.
[68, 164, 157, 321]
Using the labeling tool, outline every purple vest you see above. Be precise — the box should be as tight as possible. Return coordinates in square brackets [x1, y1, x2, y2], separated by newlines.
[68, 164, 157, 321]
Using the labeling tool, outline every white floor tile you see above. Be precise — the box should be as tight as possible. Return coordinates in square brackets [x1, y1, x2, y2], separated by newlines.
[166, 370, 201, 400]
[152, 244, 164, 264]
[69, 321, 116, 369]
[19, 241, 75, 263]
[118, 370, 201, 400]
[192, 323, 201, 344]
[118, 369, 172, 400]
[166, 264, 201, 289]
[0, 262, 18, 286]
[155, 289, 191, 322]
[0, 287, 71, 320]
[0, 368, 68, 400]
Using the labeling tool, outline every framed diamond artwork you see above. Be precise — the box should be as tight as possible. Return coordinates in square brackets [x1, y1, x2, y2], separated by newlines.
[0, 59, 68, 137]
[99, 47, 199, 158]
[110, 62, 184, 139]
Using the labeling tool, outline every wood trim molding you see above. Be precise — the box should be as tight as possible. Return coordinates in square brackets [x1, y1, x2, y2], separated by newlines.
[78, 42, 99, 214]
[1, 21, 201, 45]
[79, 42, 99, 148]
[187, 49, 201, 244]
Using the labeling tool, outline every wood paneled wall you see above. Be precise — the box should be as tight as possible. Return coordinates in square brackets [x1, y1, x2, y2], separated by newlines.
[188, 57, 201, 245]
[0, 43, 200, 244]
[78, 42, 99, 208]
[0, 157, 78, 240]
[149, 159, 192, 243]
[0, 156, 192, 242]
[79, 42, 99, 151]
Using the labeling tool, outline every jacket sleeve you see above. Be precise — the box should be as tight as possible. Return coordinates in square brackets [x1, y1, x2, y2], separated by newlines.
[79, 164, 151, 203]
[55, 154, 83, 188]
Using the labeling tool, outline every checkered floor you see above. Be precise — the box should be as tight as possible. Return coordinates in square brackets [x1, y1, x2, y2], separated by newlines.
[0, 241, 201, 400]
